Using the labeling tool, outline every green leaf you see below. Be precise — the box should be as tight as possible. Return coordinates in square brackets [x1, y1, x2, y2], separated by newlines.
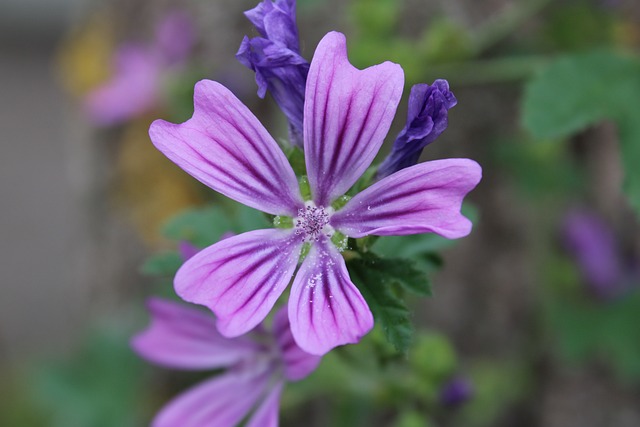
[373, 203, 478, 261]
[234, 204, 270, 232]
[162, 206, 232, 247]
[366, 255, 432, 297]
[161, 204, 270, 247]
[522, 50, 640, 213]
[348, 254, 415, 353]
[409, 332, 457, 381]
[140, 251, 182, 277]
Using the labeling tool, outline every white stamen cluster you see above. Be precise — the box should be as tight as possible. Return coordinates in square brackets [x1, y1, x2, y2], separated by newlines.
[295, 202, 334, 242]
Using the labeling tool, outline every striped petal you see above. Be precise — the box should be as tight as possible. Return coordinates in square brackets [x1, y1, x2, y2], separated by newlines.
[288, 238, 374, 355]
[149, 79, 303, 216]
[152, 368, 271, 427]
[245, 382, 283, 427]
[272, 307, 322, 381]
[331, 159, 482, 239]
[131, 298, 260, 370]
[304, 31, 404, 206]
[175, 229, 303, 337]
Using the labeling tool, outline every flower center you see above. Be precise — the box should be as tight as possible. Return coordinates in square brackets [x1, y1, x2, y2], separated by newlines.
[294, 202, 334, 242]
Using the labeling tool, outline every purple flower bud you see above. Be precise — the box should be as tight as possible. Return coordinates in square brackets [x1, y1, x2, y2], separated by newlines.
[376, 80, 457, 179]
[562, 209, 625, 300]
[237, 0, 309, 148]
[439, 376, 474, 407]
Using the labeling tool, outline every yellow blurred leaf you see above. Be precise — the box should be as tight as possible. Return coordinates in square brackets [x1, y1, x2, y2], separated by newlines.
[57, 12, 115, 97]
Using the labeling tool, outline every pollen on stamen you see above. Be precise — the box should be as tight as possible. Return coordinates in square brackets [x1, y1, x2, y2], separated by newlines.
[294, 202, 334, 242]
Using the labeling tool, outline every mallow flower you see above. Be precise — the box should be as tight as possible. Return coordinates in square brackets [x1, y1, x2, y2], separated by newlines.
[149, 31, 481, 355]
[562, 209, 627, 299]
[377, 80, 457, 179]
[236, 0, 309, 147]
[133, 298, 320, 427]
[85, 10, 194, 126]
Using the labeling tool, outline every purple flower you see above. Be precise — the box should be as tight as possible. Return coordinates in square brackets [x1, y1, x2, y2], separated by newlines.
[149, 31, 481, 355]
[85, 11, 195, 126]
[439, 376, 474, 407]
[377, 80, 457, 179]
[154, 11, 195, 65]
[562, 209, 625, 299]
[132, 298, 321, 427]
[236, 0, 309, 147]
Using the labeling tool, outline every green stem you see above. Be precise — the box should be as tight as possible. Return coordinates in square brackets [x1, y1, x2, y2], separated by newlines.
[471, 0, 554, 54]
[423, 55, 550, 86]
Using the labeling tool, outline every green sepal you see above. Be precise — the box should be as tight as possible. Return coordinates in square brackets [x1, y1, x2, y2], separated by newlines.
[298, 175, 311, 201]
[273, 216, 293, 229]
[331, 194, 351, 211]
[285, 144, 307, 176]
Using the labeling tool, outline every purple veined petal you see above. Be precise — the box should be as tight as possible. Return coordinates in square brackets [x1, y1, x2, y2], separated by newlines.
[149, 79, 304, 216]
[131, 298, 261, 370]
[288, 238, 374, 355]
[155, 10, 195, 64]
[304, 31, 404, 207]
[272, 306, 322, 380]
[175, 229, 304, 338]
[331, 159, 482, 239]
[85, 44, 161, 126]
[245, 381, 283, 427]
[152, 367, 271, 427]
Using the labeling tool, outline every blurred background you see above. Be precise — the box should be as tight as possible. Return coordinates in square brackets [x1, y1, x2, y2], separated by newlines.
[1, 0, 640, 426]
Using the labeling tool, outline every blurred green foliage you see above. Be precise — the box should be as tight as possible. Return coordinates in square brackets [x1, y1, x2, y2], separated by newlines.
[546, 289, 640, 382]
[523, 50, 640, 215]
[1, 319, 151, 427]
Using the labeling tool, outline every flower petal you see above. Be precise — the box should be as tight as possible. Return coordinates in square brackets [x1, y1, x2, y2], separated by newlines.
[152, 368, 271, 427]
[245, 382, 283, 427]
[303, 31, 404, 206]
[288, 238, 374, 355]
[149, 79, 303, 216]
[272, 307, 322, 380]
[175, 229, 303, 337]
[131, 298, 260, 370]
[331, 159, 482, 239]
